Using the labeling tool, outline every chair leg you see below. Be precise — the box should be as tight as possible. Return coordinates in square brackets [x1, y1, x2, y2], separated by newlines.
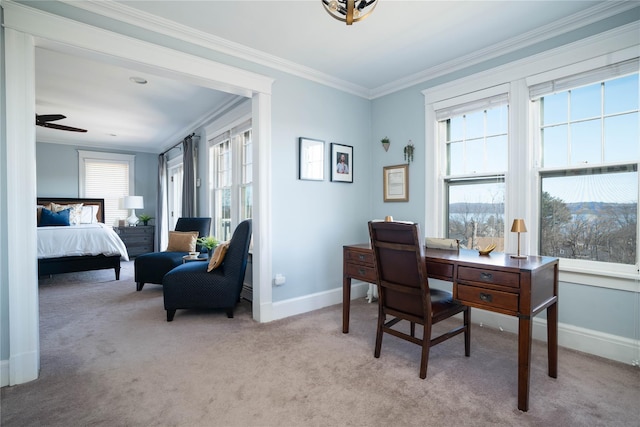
[136, 282, 145, 292]
[226, 308, 234, 318]
[374, 311, 384, 358]
[410, 322, 416, 338]
[166, 309, 176, 322]
[464, 307, 471, 357]
[420, 321, 433, 379]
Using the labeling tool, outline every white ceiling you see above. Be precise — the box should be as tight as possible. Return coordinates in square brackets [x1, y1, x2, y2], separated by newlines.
[34, 0, 627, 153]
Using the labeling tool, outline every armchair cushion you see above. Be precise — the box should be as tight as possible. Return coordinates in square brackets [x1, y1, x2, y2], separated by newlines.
[207, 241, 230, 272]
[166, 231, 198, 252]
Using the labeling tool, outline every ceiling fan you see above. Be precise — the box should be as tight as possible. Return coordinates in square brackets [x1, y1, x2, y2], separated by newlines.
[36, 114, 87, 133]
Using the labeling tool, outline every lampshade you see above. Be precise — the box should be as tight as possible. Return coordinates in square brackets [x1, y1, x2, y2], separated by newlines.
[511, 219, 527, 233]
[322, 0, 378, 25]
[122, 196, 144, 210]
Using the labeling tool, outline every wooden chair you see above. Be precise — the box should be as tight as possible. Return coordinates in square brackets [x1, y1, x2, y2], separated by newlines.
[368, 220, 471, 379]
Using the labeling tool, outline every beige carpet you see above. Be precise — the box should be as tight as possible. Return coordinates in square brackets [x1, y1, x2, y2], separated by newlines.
[1, 261, 638, 427]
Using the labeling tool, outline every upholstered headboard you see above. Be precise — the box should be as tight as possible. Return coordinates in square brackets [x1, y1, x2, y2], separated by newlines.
[37, 197, 105, 224]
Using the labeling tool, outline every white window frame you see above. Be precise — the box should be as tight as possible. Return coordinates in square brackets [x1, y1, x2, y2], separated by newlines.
[166, 155, 183, 231]
[78, 150, 135, 226]
[205, 100, 252, 241]
[424, 33, 639, 292]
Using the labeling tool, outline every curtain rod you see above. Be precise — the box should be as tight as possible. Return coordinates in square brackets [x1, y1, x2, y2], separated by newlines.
[160, 132, 197, 156]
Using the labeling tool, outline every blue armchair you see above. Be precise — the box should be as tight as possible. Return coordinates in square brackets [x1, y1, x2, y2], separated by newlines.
[163, 219, 252, 321]
[134, 217, 212, 291]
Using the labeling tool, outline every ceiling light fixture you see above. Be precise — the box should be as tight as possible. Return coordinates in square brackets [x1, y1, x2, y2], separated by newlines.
[129, 76, 148, 85]
[322, 0, 378, 25]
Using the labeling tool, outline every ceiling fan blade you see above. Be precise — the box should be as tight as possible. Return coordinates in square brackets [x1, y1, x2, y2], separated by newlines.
[42, 122, 87, 133]
[36, 114, 66, 123]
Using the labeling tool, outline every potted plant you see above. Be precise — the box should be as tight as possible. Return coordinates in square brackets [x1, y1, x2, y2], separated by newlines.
[138, 213, 153, 226]
[403, 140, 414, 163]
[381, 136, 390, 152]
[197, 235, 219, 258]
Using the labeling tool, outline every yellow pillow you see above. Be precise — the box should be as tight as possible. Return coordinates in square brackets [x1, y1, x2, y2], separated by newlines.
[207, 241, 230, 272]
[166, 231, 198, 252]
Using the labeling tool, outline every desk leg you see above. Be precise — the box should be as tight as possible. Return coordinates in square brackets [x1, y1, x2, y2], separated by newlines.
[547, 301, 558, 378]
[343, 276, 352, 333]
[517, 317, 533, 412]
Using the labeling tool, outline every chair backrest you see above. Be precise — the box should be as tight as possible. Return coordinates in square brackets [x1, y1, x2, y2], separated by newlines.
[175, 217, 212, 253]
[222, 219, 252, 290]
[368, 220, 431, 321]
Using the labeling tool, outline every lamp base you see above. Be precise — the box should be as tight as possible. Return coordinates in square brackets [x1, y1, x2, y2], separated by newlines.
[510, 254, 528, 259]
[126, 211, 139, 227]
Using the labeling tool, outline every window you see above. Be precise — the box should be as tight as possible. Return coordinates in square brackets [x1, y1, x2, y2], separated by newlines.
[533, 68, 639, 267]
[437, 95, 508, 251]
[167, 158, 183, 231]
[208, 119, 252, 242]
[79, 151, 135, 226]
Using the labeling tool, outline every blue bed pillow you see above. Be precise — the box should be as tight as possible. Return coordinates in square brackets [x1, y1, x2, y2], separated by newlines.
[39, 207, 71, 226]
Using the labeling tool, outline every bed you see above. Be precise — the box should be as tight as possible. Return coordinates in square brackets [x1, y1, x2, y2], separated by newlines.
[37, 197, 129, 280]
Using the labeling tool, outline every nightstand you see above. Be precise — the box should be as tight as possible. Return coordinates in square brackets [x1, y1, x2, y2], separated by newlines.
[114, 225, 154, 257]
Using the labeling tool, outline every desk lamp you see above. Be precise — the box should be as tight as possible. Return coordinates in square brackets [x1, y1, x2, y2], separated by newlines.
[510, 219, 527, 259]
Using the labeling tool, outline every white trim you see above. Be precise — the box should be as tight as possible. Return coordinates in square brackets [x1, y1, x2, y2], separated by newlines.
[469, 309, 640, 366]
[271, 282, 369, 322]
[4, 28, 40, 385]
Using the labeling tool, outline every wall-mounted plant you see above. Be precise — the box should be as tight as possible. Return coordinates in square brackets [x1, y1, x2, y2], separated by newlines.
[403, 140, 415, 163]
[381, 136, 390, 152]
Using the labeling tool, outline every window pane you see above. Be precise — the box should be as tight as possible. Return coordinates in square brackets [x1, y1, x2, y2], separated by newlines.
[445, 105, 508, 175]
[465, 110, 484, 139]
[571, 120, 601, 165]
[448, 180, 505, 251]
[570, 83, 601, 121]
[542, 125, 568, 168]
[542, 92, 567, 126]
[605, 74, 639, 115]
[540, 166, 637, 264]
[84, 160, 129, 226]
[604, 113, 639, 163]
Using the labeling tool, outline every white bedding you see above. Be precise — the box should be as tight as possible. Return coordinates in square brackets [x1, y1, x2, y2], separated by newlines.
[38, 223, 130, 261]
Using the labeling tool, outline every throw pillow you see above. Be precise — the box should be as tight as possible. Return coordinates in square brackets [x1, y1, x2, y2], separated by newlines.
[207, 241, 230, 272]
[80, 205, 99, 224]
[166, 231, 199, 252]
[39, 207, 71, 226]
[51, 202, 83, 225]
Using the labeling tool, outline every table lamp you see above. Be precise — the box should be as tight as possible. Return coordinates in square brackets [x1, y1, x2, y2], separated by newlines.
[123, 195, 144, 226]
[510, 218, 527, 259]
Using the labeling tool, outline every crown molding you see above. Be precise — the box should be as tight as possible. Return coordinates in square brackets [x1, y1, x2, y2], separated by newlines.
[45, 0, 640, 100]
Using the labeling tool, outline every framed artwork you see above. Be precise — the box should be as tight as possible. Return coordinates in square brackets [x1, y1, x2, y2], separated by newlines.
[298, 137, 325, 181]
[330, 143, 353, 183]
[383, 164, 409, 202]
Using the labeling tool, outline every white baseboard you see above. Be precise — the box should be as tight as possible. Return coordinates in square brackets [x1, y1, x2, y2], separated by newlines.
[1, 359, 9, 387]
[271, 283, 640, 367]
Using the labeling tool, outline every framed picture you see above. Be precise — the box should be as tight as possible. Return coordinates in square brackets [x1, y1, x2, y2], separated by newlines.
[330, 143, 353, 183]
[383, 164, 409, 202]
[298, 137, 325, 181]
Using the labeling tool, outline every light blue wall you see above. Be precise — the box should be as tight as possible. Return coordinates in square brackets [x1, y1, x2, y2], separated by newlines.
[36, 142, 158, 221]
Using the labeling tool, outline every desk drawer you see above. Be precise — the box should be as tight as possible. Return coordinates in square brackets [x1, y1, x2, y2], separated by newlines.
[345, 249, 375, 266]
[345, 263, 377, 283]
[426, 261, 453, 280]
[457, 284, 518, 312]
[458, 266, 519, 288]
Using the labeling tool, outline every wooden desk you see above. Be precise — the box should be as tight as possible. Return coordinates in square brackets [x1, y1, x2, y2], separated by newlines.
[343, 243, 559, 412]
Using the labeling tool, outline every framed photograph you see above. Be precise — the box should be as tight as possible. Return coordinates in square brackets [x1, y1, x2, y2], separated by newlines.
[330, 143, 353, 183]
[383, 164, 409, 202]
[298, 137, 325, 181]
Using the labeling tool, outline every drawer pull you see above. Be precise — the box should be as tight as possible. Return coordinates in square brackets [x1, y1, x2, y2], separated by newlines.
[480, 272, 493, 281]
[358, 268, 366, 275]
[479, 292, 493, 303]
[358, 254, 366, 261]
